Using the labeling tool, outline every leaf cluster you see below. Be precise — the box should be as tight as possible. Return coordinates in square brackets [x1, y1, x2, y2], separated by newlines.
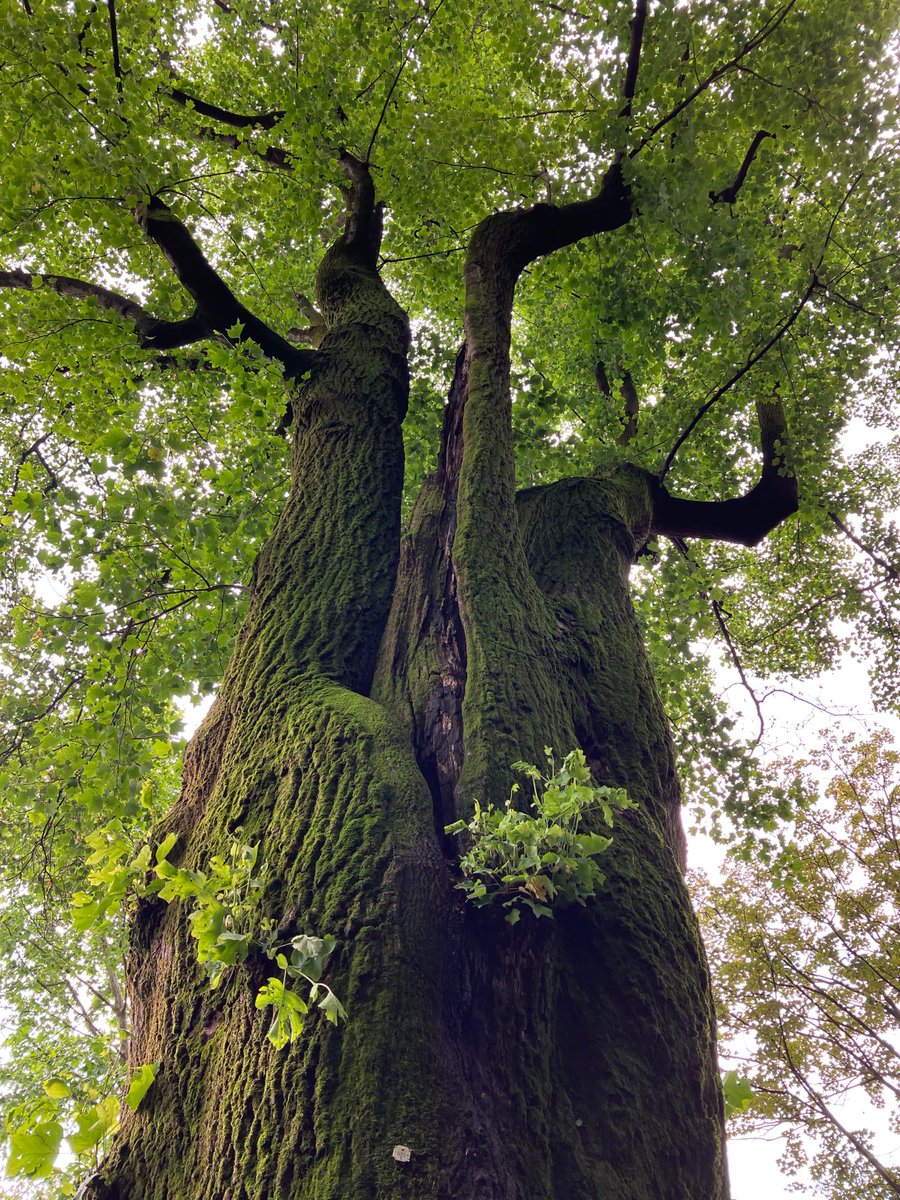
[694, 730, 900, 1199]
[446, 748, 635, 923]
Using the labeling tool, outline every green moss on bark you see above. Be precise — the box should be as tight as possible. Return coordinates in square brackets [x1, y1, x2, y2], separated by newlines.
[89, 234, 727, 1199]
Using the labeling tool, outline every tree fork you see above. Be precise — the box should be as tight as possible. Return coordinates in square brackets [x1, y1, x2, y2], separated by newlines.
[84, 158, 731, 1200]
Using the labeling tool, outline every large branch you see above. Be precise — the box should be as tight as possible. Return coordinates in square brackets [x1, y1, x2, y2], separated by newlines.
[337, 151, 383, 267]
[651, 397, 798, 546]
[0, 268, 208, 349]
[167, 87, 285, 130]
[619, 0, 648, 121]
[135, 198, 318, 376]
[191, 126, 292, 169]
[466, 158, 631, 285]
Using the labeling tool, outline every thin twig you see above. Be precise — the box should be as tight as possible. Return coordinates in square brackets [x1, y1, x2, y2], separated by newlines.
[658, 277, 816, 480]
[106, 0, 123, 94]
[629, 0, 798, 158]
[366, 0, 446, 163]
[829, 514, 899, 581]
[712, 599, 765, 746]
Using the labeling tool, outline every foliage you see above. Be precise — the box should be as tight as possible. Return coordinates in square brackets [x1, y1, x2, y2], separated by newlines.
[2, 831, 341, 1194]
[74, 829, 345, 1043]
[446, 749, 635, 923]
[0, 0, 897, 1193]
[694, 731, 900, 1199]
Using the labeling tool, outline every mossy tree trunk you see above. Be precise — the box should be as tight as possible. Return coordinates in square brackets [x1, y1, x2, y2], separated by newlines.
[86, 156, 798, 1200]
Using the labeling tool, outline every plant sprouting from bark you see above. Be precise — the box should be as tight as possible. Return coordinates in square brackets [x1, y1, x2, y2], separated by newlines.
[446, 748, 635, 923]
[71, 829, 345, 1049]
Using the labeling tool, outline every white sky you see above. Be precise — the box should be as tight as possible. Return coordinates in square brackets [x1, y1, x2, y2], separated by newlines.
[690, 406, 900, 1200]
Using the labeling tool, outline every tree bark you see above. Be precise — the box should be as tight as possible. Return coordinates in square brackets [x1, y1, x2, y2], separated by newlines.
[85, 197, 729, 1200]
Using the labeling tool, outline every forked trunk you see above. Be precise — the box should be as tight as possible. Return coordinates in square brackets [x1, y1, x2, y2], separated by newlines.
[86, 188, 728, 1200]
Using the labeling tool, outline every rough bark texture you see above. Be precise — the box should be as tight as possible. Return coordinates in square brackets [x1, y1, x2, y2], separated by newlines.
[85, 183, 730, 1199]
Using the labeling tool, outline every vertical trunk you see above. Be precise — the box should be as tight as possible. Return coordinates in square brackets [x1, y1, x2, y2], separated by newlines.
[86, 217, 727, 1199]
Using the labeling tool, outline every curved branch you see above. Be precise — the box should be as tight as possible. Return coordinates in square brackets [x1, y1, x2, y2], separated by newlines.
[192, 126, 292, 169]
[652, 396, 798, 546]
[0, 268, 208, 349]
[167, 87, 285, 130]
[710, 130, 774, 206]
[134, 198, 319, 376]
[166, 87, 291, 168]
[466, 158, 631, 285]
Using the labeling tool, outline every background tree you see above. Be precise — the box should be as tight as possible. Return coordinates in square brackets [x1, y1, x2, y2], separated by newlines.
[696, 731, 900, 1199]
[0, 1, 898, 1197]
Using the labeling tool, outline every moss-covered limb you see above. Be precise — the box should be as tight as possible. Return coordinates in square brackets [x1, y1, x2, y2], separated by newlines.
[89, 681, 472, 1200]
[509, 469, 726, 1195]
[372, 351, 469, 832]
[652, 396, 798, 546]
[516, 469, 687, 865]
[221, 231, 410, 702]
[437, 232, 570, 807]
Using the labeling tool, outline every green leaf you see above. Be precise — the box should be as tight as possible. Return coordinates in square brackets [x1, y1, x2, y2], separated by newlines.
[155, 832, 178, 864]
[42, 1077, 71, 1101]
[317, 990, 347, 1025]
[722, 1070, 753, 1117]
[124, 1062, 158, 1112]
[67, 1095, 119, 1154]
[6, 1121, 63, 1178]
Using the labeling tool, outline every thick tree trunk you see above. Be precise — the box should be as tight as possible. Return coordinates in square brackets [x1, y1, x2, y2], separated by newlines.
[86, 198, 728, 1200]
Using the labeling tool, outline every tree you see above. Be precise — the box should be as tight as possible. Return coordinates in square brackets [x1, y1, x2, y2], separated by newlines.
[696, 731, 900, 1200]
[0, 1, 897, 1197]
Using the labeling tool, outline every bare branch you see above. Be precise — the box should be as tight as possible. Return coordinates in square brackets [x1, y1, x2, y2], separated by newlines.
[774, 1004, 900, 1197]
[712, 598, 765, 745]
[167, 87, 285, 130]
[653, 396, 798, 546]
[0, 268, 209, 349]
[829, 514, 900, 581]
[20, 431, 57, 491]
[364, 0, 447, 163]
[190, 126, 292, 170]
[660, 166, 864, 479]
[710, 130, 774, 206]
[659, 277, 816, 480]
[106, 0, 123, 95]
[619, 0, 648, 120]
[134, 197, 319, 376]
